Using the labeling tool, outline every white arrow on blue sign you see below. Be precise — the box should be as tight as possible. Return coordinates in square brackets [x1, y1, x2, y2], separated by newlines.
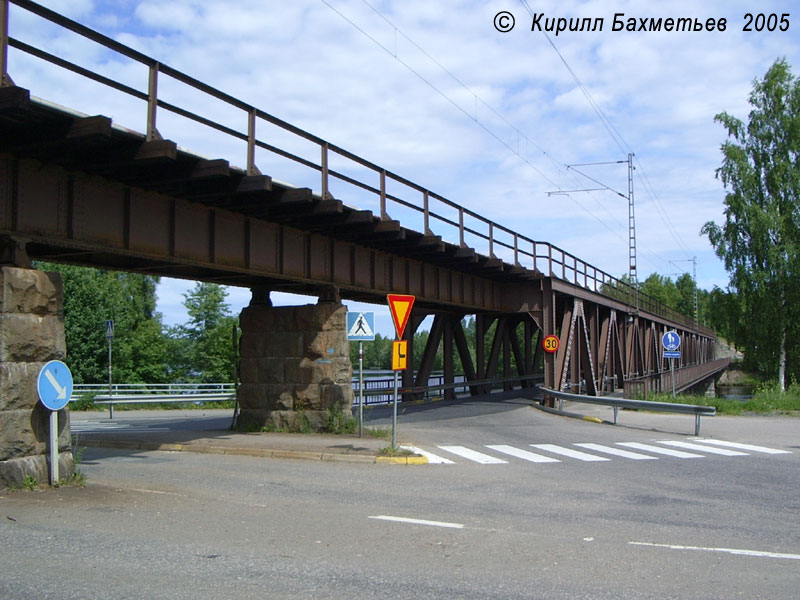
[661, 331, 681, 352]
[37, 360, 73, 411]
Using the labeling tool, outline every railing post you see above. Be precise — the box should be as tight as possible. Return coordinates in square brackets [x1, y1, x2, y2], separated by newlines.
[321, 142, 330, 199]
[247, 108, 259, 176]
[1, 0, 10, 87]
[380, 169, 388, 220]
[459, 208, 465, 247]
[514, 233, 519, 266]
[147, 61, 160, 141]
[489, 223, 494, 257]
[423, 190, 432, 234]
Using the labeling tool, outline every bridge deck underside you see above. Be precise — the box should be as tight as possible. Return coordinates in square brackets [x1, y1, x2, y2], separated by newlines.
[0, 87, 541, 312]
[0, 86, 721, 399]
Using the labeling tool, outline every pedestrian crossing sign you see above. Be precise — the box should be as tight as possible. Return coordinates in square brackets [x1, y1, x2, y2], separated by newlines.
[347, 311, 375, 341]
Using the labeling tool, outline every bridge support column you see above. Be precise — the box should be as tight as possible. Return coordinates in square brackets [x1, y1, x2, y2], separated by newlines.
[0, 266, 73, 488]
[237, 292, 353, 432]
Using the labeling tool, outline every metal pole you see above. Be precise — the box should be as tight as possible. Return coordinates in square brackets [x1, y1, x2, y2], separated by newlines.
[1, 0, 10, 87]
[49, 410, 59, 485]
[392, 370, 398, 449]
[671, 357, 676, 397]
[107, 337, 113, 419]
[359, 341, 364, 438]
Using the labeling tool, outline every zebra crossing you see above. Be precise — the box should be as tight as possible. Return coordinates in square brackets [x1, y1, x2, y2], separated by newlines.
[400, 439, 791, 466]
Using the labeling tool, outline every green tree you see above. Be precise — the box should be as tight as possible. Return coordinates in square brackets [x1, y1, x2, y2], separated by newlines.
[702, 59, 800, 388]
[34, 262, 167, 384]
[170, 282, 238, 382]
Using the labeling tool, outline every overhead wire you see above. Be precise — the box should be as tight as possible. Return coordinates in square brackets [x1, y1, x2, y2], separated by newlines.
[518, 0, 693, 266]
[321, 0, 681, 273]
[321, 0, 636, 245]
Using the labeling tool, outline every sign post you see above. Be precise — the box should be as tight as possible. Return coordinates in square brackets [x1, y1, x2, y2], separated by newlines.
[105, 319, 114, 415]
[346, 311, 375, 437]
[662, 331, 681, 397]
[387, 295, 415, 449]
[37, 360, 73, 485]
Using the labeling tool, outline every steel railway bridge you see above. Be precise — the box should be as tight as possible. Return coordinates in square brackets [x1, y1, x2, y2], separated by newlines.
[0, 0, 728, 408]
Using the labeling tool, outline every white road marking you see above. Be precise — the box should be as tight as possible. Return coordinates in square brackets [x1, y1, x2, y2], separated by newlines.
[574, 443, 658, 460]
[399, 446, 454, 464]
[530, 444, 610, 462]
[438, 446, 508, 464]
[369, 515, 464, 529]
[617, 442, 704, 458]
[693, 439, 792, 454]
[657, 440, 748, 456]
[485, 445, 560, 463]
[629, 541, 800, 561]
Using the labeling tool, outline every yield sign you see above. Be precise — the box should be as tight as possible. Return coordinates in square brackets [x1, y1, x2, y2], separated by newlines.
[387, 294, 415, 340]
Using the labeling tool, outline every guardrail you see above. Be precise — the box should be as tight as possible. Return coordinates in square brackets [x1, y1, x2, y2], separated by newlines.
[540, 387, 716, 435]
[1, 0, 710, 334]
[93, 393, 236, 419]
[72, 383, 237, 418]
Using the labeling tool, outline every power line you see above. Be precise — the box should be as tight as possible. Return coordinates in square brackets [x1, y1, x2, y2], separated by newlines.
[321, 0, 681, 276]
[519, 0, 694, 266]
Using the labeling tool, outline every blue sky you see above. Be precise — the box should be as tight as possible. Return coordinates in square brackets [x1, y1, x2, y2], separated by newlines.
[6, 0, 800, 335]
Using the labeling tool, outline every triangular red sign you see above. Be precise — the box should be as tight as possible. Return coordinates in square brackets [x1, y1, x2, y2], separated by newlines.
[387, 294, 415, 340]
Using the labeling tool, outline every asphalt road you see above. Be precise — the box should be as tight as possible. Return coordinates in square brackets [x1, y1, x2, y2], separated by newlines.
[2, 398, 799, 599]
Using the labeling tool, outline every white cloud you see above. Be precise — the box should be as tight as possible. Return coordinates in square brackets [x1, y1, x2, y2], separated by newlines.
[8, 0, 800, 323]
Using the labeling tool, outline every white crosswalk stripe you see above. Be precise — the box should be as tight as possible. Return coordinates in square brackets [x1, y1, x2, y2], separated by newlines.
[657, 440, 748, 456]
[437, 446, 508, 464]
[399, 446, 454, 464]
[693, 439, 792, 454]
[530, 444, 611, 462]
[403, 439, 790, 466]
[486, 445, 560, 463]
[574, 443, 658, 460]
[616, 442, 705, 458]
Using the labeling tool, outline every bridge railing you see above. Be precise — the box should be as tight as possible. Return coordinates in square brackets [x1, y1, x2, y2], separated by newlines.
[3, 0, 708, 335]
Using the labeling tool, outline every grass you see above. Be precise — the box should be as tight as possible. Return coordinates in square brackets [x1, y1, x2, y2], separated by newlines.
[378, 445, 415, 457]
[364, 426, 392, 439]
[644, 381, 800, 416]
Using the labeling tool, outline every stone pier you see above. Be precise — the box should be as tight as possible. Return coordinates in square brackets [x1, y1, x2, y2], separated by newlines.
[0, 267, 73, 488]
[237, 292, 353, 431]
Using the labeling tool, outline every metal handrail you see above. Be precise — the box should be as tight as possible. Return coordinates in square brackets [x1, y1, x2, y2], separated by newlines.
[2, 0, 710, 335]
[540, 386, 715, 435]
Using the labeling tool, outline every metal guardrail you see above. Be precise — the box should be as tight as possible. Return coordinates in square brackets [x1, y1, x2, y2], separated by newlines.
[1, 0, 710, 334]
[72, 383, 237, 418]
[540, 387, 715, 436]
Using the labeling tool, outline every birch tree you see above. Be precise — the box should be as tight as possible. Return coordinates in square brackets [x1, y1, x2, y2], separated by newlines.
[702, 59, 800, 389]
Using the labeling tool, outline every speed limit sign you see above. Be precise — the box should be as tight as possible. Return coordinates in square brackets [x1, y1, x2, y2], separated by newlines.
[542, 334, 560, 354]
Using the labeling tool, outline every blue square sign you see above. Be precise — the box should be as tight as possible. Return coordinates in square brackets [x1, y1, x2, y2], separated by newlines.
[347, 311, 375, 341]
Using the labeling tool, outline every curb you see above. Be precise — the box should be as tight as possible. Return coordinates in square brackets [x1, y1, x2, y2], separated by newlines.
[78, 439, 427, 465]
[531, 403, 611, 425]
[376, 455, 429, 465]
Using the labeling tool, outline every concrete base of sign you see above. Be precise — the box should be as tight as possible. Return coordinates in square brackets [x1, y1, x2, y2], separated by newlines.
[0, 266, 73, 488]
[236, 295, 353, 432]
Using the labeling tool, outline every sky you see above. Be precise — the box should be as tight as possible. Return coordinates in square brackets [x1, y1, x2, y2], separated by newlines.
[6, 0, 800, 335]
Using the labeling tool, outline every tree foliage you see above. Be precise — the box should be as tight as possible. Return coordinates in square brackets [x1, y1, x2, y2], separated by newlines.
[701, 59, 800, 387]
[169, 282, 238, 382]
[35, 262, 168, 384]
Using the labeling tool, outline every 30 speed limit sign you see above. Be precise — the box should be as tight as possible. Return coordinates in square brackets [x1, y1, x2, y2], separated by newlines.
[542, 334, 560, 354]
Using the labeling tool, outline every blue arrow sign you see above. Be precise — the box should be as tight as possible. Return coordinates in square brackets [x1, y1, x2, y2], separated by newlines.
[37, 360, 73, 411]
[347, 311, 375, 341]
[661, 331, 681, 352]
